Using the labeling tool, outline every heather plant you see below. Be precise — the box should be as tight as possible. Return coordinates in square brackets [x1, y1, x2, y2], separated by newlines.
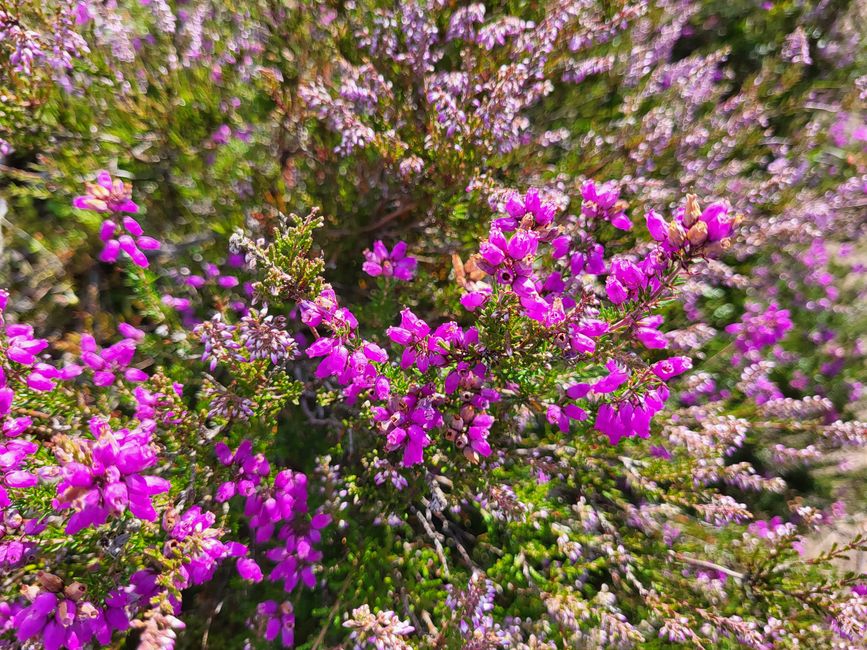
[1, 0, 867, 648]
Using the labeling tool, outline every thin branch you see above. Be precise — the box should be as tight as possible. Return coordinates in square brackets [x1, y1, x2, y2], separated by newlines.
[671, 552, 745, 581]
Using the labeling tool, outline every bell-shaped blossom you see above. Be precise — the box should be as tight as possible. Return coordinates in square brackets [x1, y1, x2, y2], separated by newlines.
[79, 330, 147, 386]
[256, 601, 295, 648]
[73, 172, 160, 268]
[214, 439, 270, 503]
[0, 439, 38, 507]
[373, 386, 443, 467]
[53, 418, 169, 534]
[362, 240, 417, 281]
[581, 180, 631, 230]
[651, 356, 692, 380]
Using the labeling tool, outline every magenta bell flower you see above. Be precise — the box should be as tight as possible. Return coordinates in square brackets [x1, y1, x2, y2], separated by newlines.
[13, 590, 108, 650]
[258, 601, 296, 648]
[73, 172, 160, 268]
[651, 356, 692, 380]
[387, 308, 447, 372]
[373, 387, 442, 467]
[495, 187, 558, 231]
[581, 180, 631, 230]
[214, 439, 270, 503]
[73, 171, 139, 214]
[79, 329, 148, 386]
[0, 439, 38, 507]
[53, 418, 169, 534]
[362, 240, 417, 281]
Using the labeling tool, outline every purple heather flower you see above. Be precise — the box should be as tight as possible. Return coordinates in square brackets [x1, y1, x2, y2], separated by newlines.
[73, 172, 160, 268]
[373, 386, 442, 467]
[73, 171, 138, 213]
[592, 359, 630, 394]
[362, 241, 417, 281]
[725, 302, 793, 363]
[581, 180, 631, 230]
[79, 331, 147, 386]
[651, 356, 692, 380]
[53, 418, 169, 534]
[257, 601, 295, 648]
[0, 439, 38, 507]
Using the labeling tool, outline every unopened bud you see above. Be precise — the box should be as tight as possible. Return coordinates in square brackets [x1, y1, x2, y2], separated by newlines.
[65, 582, 87, 601]
[686, 221, 708, 247]
[37, 571, 64, 592]
[463, 447, 481, 464]
[668, 221, 685, 247]
[683, 194, 701, 227]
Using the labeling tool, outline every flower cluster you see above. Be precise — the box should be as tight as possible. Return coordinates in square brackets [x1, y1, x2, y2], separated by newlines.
[362, 240, 417, 281]
[73, 172, 160, 267]
[2, 0, 867, 648]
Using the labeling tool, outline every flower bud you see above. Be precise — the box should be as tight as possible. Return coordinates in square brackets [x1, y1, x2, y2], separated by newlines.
[683, 194, 701, 227]
[686, 221, 708, 247]
[37, 571, 64, 592]
[668, 221, 685, 247]
[463, 447, 480, 464]
[64, 582, 87, 601]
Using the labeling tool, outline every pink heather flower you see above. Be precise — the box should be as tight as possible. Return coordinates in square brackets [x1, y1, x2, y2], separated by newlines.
[781, 27, 812, 65]
[645, 209, 668, 241]
[0, 439, 38, 507]
[594, 385, 670, 445]
[546, 403, 587, 433]
[161, 294, 191, 311]
[581, 180, 631, 230]
[5, 323, 48, 366]
[74, 172, 161, 268]
[79, 331, 147, 386]
[373, 387, 442, 467]
[386, 308, 445, 372]
[74, 1, 91, 24]
[362, 241, 418, 281]
[495, 187, 558, 231]
[725, 302, 793, 362]
[214, 439, 270, 503]
[651, 356, 692, 380]
[460, 284, 492, 311]
[13, 590, 106, 650]
[73, 171, 138, 213]
[53, 418, 169, 534]
[165, 506, 247, 588]
[237, 557, 264, 582]
[306, 336, 351, 379]
[257, 601, 295, 648]
[591, 359, 630, 394]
